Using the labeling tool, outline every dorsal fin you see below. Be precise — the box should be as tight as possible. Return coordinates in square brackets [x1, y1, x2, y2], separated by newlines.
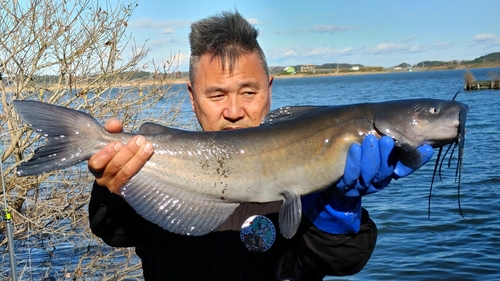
[261, 106, 323, 126]
[139, 122, 175, 134]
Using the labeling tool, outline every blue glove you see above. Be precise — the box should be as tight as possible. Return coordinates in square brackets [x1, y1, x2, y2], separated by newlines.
[302, 135, 434, 234]
[337, 135, 434, 196]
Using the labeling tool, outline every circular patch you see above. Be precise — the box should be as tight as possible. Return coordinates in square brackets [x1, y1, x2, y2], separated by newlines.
[240, 215, 276, 252]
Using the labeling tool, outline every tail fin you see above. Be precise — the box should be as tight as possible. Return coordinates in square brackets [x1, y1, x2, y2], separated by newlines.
[13, 100, 106, 176]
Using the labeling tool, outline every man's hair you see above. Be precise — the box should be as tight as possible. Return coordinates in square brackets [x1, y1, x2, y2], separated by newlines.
[189, 11, 269, 84]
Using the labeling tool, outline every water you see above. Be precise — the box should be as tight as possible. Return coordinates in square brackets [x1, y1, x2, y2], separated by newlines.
[266, 68, 500, 281]
[3, 67, 500, 280]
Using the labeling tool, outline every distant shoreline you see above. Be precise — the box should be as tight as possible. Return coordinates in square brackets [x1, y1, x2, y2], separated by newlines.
[168, 64, 500, 84]
[7, 65, 498, 91]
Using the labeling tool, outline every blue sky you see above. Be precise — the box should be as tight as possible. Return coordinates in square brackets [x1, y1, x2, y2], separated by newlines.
[116, 0, 500, 71]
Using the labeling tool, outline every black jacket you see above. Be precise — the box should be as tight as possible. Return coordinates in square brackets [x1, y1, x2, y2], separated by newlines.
[89, 182, 377, 280]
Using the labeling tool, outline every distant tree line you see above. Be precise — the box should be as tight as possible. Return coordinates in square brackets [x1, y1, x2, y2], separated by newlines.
[266, 52, 500, 74]
[414, 52, 500, 68]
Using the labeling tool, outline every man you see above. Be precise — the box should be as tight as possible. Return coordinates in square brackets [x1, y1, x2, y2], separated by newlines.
[88, 11, 432, 280]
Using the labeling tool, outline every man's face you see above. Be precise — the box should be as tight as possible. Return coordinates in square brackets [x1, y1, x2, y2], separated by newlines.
[188, 52, 273, 131]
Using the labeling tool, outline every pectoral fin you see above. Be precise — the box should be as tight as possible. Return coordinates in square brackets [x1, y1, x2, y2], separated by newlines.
[395, 142, 423, 170]
[279, 191, 302, 239]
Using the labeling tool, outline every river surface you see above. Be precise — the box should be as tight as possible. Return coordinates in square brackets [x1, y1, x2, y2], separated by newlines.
[2, 67, 500, 280]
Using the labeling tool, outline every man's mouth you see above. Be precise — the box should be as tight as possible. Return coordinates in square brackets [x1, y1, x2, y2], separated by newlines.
[223, 126, 242, 130]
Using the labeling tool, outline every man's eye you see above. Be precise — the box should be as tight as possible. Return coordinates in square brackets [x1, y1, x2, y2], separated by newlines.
[209, 94, 225, 100]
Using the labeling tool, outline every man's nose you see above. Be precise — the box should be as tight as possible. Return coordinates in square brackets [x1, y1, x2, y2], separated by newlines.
[223, 97, 244, 121]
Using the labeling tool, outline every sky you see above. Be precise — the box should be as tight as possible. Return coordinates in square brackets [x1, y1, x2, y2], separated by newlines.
[111, 0, 500, 71]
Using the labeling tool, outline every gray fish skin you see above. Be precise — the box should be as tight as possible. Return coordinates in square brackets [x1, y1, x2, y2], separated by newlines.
[13, 99, 469, 238]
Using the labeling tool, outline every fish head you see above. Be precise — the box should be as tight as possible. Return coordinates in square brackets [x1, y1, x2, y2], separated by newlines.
[373, 99, 469, 148]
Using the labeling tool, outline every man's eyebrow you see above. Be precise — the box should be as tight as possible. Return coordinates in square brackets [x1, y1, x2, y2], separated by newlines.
[238, 81, 260, 89]
[204, 85, 228, 94]
[204, 80, 260, 94]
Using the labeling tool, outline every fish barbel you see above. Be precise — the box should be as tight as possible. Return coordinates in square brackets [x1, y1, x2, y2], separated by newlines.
[13, 99, 469, 238]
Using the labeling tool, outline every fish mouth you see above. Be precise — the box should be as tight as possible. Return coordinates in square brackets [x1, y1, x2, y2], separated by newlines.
[426, 114, 461, 147]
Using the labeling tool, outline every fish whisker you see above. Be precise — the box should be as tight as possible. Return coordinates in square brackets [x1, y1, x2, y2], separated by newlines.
[456, 121, 466, 220]
[429, 146, 444, 220]
[447, 142, 457, 169]
[437, 143, 453, 183]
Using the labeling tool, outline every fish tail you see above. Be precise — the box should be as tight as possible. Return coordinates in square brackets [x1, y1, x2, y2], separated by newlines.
[13, 100, 106, 176]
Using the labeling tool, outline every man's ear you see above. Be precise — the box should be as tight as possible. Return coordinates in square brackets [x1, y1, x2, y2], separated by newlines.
[187, 82, 196, 112]
[268, 76, 274, 99]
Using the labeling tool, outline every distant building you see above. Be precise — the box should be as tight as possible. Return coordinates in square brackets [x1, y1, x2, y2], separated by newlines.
[350, 66, 360, 71]
[300, 64, 315, 73]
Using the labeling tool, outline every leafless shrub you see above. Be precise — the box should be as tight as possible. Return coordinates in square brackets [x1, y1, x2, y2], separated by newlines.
[487, 71, 500, 88]
[463, 70, 475, 90]
[0, 0, 186, 279]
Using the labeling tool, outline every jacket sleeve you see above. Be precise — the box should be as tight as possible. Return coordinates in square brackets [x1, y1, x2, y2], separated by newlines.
[88, 181, 171, 248]
[296, 208, 377, 277]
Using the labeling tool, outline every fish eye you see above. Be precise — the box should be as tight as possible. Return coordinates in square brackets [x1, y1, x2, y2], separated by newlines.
[429, 107, 440, 114]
